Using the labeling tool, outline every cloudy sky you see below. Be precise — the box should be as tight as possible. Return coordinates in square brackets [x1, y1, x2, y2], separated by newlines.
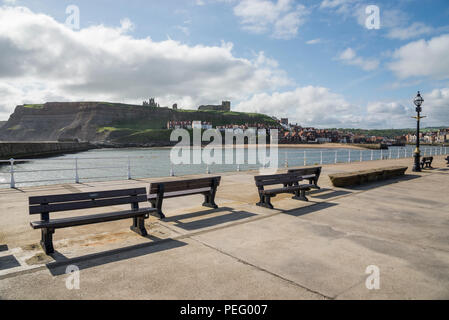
[0, 0, 448, 128]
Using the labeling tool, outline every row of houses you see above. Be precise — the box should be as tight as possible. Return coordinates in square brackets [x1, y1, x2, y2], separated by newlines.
[167, 121, 212, 130]
[167, 118, 449, 145]
[405, 128, 449, 144]
[167, 121, 278, 132]
[278, 127, 405, 145]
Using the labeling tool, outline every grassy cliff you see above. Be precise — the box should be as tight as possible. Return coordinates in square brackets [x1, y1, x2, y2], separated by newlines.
[0, 101, 277, 145]
[96, 105, 278, 145]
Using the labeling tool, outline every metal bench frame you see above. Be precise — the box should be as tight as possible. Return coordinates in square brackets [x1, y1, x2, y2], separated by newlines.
[148, 176, 221, 218]
[288, 166, 322, 189]
[254, 172, 313, 209]
[420, 156, 433, 169]
[29, 188, 154, 254]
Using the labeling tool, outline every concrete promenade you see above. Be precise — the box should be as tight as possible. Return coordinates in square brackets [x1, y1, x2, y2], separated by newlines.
[0, 156, 448, 299]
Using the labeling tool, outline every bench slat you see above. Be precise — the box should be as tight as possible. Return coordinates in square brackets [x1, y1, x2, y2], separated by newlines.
[149, 177, 220, 194]
[30, 208, 154, 229]
[29, 188, 147, 205]
[262, 184, 312, 195]
[29, 194, 148, 214]
[254, 174, 304, 186]
[288, 167, 321, 175]
[148, 187, 211, 199]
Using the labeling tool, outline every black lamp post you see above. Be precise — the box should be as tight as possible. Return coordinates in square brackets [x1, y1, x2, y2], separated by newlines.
[412, 91, 425, 172]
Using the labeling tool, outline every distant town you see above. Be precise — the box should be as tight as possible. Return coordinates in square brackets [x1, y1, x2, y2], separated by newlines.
[161, 99, 449, 146]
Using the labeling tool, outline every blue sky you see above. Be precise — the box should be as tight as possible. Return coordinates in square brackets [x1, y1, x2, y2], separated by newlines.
[0, 0, 448, 128]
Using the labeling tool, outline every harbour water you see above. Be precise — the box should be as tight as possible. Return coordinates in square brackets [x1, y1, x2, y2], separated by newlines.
[0, 145, 446, 188]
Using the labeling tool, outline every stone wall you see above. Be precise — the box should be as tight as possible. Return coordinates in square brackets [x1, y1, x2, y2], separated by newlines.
[0, 142, 93, 159]
[329, 166, 408, 187]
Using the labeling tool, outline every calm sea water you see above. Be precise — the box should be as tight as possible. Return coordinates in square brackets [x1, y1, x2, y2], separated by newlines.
[0, 145, 446, 188]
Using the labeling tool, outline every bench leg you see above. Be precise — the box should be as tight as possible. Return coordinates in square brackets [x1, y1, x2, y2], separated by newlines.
[149, 199, 165, 219]
[130, 216, 148, 236]
[310, 178, 320, 189]
[256, 195, 274, 209]
[292, 189, 308, 201]
[203, 191, 218, 209]
[40, 228, 55, 255]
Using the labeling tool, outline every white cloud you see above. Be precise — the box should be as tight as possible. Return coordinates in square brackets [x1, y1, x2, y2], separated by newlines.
[306, 38, 322, 45]
[364, 89, 449, 128]
[388, 34, 449, 80]
[0, 6, 291, 119]
[236, 85, 449, 129]
[387, 22, 434, 40]
[175, 25, 190, 36]
[422, 88, 449, 127]
[235, 86, 362, 127]
[366, 101, 407, 115]
[337, 48, 379, 71]
[233, 0, 308, 39]
[320, 0, 356, 10]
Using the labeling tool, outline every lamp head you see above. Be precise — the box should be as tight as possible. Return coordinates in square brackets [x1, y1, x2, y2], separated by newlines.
[414, 91, 424, 112]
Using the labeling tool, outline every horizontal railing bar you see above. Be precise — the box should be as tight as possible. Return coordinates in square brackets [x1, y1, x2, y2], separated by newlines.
[77, 166, 126, 170]
[0, 156, 145, 162]
[13, 178, 74, 183]
[12, 168, 75, 173]
[81, 175, 126, 180]
[1, 148, 446, 163]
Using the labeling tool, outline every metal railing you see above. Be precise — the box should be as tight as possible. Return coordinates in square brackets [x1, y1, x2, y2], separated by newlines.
[0, 146, 448, 188]
[0, 156, 142, 188]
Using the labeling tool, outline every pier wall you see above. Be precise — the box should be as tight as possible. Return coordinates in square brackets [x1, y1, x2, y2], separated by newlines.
[0, 142, 93, 159]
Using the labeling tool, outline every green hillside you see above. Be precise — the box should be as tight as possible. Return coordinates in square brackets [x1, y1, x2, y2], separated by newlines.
[334, 127, 448, 138]
[96, 104, 279, 144]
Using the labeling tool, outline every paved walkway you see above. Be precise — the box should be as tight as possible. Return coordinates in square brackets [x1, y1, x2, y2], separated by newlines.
[0, 156, 448, 299]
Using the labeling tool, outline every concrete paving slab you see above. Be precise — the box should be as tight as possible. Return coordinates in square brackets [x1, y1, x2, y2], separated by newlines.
[0, 237, 323, 299]
[1, 156, 448, 299]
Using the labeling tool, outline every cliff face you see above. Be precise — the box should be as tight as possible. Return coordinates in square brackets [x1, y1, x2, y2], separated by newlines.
[0, 102, 171, 142]
[0, 102, 277, 144]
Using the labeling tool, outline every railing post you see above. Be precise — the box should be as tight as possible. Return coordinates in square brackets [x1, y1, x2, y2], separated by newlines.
[371, 150, 373, 161]
[381, 149, 383, 160]
[360, 150, 362, 162]
[320, 151, 323, 165]
[170, 164, 174, 176]
[127, 156, 131, 180]
[348, 150, 351, 163]
[237, 164, 240, 172]
[389, 149, 391, 159]
[9, 158, 15, 188]
[285, 152, 288, 168]
[335, 150, 337, 164]
[75, 157, 79, 183]
[206, 164, 210, 174]
[304, 150, 306, 166]
[397, 148, 400, 159]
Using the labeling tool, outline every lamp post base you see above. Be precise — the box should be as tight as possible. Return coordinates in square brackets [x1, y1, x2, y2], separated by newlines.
[412, 152, 421, 172]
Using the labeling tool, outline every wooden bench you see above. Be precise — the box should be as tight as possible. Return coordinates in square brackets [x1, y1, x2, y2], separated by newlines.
[287, 166, 322, 189]
[420, 156, 433, 169]
[254, 173, 314, 209]
[29, 188, 154, 254]
[148, 176, 221, 218]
